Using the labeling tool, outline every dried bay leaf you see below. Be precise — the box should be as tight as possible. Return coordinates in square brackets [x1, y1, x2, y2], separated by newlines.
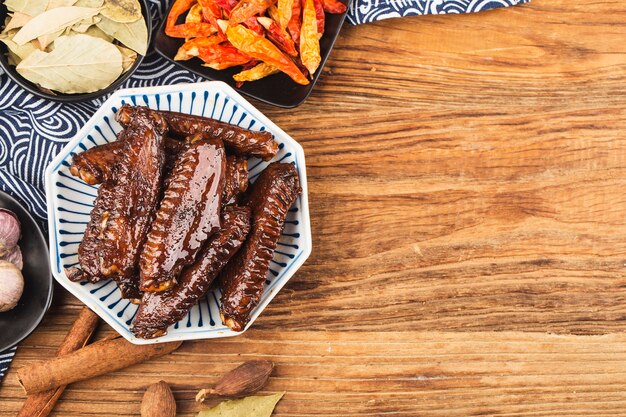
[96, 15, 147, 55]
[196, 393, 284, 417]
[13, 6, 101, 45]
[16, 34, 123, 93]
[82, 24, 113, 41]
[115, 45, 137, 73]
[75, 0, 105, 7]
[101, 0, 142, 23]
[72, 15, 102, 32]
[7, 52, 17, 66]
[0, 31, 37, 62]
[4, 0, 49, 16]
[4, 12, 33, 32]
[36, 28, 64, 49]
[46, 0, 79, 9]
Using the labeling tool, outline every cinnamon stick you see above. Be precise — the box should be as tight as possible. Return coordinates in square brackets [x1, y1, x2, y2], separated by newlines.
[17, 336, 182, 395]
[17, 307, 99, 417]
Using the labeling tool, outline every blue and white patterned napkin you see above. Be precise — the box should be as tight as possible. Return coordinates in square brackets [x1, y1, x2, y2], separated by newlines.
[0, 0, 529, 383]
[0, 346, 17, 383]
[347, 0, 529, 24]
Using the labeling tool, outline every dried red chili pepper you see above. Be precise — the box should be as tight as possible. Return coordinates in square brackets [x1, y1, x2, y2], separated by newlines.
[168, 21, 217, 38]
[226, 24, 309, 85]
[322, 0, 346, 14]
[243, 16, 265, 35]
[300, 0, 320, 75]
[268, 4, 282, 25]
[233, 62, 279, 85]
[276, 0, 294, 28]
[257, 16, 297, 56]
[196, 0, 225, 33]
[198, 0, 223, 19]
[216, 0, 238, 16]
[186, 3, 203, 23]
[167, 0, 216, 38]
[241, 59, 261, 70]
[175, 35, 222, 60]
[287, 0, 301, 48]
[198, 43, 252, 68]
[206, 61, 252, 70]
[312, 0, 324, 34]
[229, 0, 276, 25]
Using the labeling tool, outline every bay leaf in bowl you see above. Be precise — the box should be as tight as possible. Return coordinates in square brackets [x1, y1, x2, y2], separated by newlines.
[0, 0, 149, 96]
[16, 34, 123, 94]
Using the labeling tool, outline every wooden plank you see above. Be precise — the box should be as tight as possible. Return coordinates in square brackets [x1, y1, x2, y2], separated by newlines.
[3, 0, 626, 415]
[4, 330, 626, 416]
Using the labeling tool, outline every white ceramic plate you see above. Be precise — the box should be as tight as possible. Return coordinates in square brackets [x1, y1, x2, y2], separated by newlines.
[45, 81, 311, 344]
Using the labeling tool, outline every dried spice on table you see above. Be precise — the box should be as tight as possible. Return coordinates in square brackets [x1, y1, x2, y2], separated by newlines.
[196, 360, 274, 401]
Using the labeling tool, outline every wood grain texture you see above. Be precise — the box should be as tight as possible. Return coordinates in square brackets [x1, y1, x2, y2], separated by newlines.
[3, 0, 626, 415]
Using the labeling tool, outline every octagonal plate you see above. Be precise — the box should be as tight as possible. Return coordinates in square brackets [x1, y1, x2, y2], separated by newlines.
[45, 81, 311, 344]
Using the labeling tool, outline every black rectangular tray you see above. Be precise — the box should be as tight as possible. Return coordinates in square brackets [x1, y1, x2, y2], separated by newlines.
[154, 0, 351, 108]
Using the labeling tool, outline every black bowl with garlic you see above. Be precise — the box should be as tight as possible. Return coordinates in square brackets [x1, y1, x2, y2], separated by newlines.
[0, 0, 151, 101]
[0, 191, 53, 352]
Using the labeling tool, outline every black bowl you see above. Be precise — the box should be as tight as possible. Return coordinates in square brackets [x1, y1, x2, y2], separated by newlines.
[154, 0, 351, 108]
[0, 191, 53, 352]
[0, 0, 152, 102]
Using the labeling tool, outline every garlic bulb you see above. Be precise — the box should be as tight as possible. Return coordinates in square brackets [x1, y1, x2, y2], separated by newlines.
[2, 246, 23, 270]
[0, 209, 21, 257]
[0, 260, 24, 312]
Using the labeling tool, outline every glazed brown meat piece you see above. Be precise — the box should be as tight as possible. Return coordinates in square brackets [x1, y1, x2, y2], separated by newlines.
[219, 162, 301, 332]
[70, 137, 184, 185]
[74, 180, 116, 282]
[94, 108, 168, 300]
[223, 155, 248, 205]
[117, 104, 278, 160]
[132, 206, 251, 339]
[139, 136, 226, 293]
[70, 141, 121, 185]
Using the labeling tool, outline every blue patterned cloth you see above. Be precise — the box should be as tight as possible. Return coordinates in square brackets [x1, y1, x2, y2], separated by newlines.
[347, 0, 530, 24]
[0, 347, 17, 382]
[0, 0, 528, 383]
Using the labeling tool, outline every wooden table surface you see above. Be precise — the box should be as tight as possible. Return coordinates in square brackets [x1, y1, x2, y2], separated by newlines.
[3, 0, 626, 415]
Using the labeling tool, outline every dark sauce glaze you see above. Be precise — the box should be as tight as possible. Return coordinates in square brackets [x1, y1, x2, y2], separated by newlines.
[117, 104, 278, 161]
[74, 180, 115, 282]
[139, 137, 226, 293]
[223, 155, 249, 205]
[70, 136, 184, 186]
[70, 140, 122, 185]
[219, 162, 301, 332]
[98, 109, 168, 300]
[132, 206, 251, 338]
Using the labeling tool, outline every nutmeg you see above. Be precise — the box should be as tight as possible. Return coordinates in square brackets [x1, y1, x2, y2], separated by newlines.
[196, 360, 274, 402]
[141, 381, 176, 417]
